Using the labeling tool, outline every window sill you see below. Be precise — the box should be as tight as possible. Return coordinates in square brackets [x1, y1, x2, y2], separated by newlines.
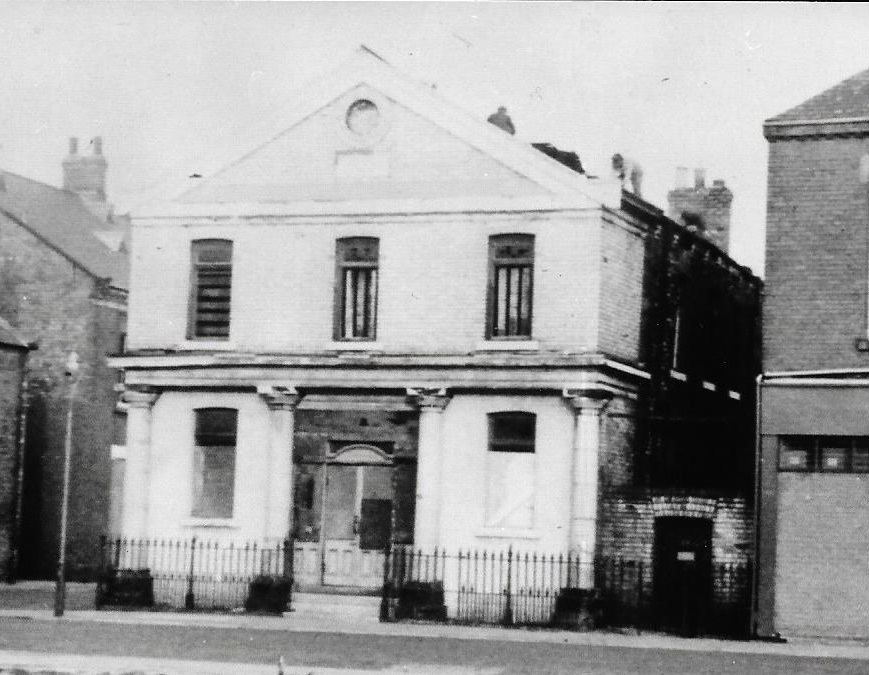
[476, 340, 539, 352]
[476, 527, 540, 540]
[178, 341, 237, 351]
[327, 342, 383, 351]
[183, 518, 238, 529]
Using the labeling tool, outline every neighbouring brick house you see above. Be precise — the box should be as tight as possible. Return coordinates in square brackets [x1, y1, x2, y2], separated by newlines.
[0, 141, 128, 581]
[0, 319, 31, 581]
[757, 67, 869, 639]
[112, 47, 759, 634]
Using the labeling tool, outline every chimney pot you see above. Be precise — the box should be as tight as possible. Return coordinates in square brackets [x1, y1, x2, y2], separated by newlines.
[712, 178, 725, 188]
[93, 136, 103, 156]
[68, 137, 78, 155]
[675, 167, 689, 189]
[694, 168, 706, 189]
[487, 106, 516, 135]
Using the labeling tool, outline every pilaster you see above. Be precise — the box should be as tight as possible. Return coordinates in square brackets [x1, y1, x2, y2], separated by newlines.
[121, 387, 159, 538]
[257, 386, 302, 540]
[564, 387, 612, 588]
[407, 387, 450, 552]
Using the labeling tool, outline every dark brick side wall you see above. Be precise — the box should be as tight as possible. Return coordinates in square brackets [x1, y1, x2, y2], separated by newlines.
[597, 490, 752, 605]
[764, 135, 869, 372]
[0, 212, 126, 580]
[0, 348, 26, 580]
[599, 398, 636, 492]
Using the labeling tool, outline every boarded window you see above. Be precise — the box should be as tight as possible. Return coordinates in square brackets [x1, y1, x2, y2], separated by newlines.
[487, 234, 534, 338]
[192, 408, 237, 518]
[189, 240, 233, 339]
[334, 237, 379, 340]
[486, 412, 535, 528]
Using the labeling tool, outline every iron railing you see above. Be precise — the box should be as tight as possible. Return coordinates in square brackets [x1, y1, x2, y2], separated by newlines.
[381, 546, 751, 637]
[98, 536, 293, 610]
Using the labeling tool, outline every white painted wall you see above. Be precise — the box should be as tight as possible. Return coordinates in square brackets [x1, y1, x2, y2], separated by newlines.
[127, 211, 603, 353]
[145, 391, 274, 543]
[438, 393, 575, 555]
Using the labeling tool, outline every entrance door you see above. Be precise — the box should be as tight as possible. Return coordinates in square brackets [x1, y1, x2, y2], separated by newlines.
[653, 517, 713, 636]
[321, 458, 392, 588]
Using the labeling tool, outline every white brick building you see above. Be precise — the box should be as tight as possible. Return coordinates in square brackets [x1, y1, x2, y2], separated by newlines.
[113, 48, 757, 622]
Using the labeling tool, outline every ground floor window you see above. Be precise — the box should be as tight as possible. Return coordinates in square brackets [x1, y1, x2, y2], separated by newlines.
[485, 411, 536, 529]
[192, 408, 238, 518]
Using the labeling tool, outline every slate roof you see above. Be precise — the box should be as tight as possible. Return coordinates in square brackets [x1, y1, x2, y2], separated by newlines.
[0, 171, 128, 290]
[767, 66, 869, 123]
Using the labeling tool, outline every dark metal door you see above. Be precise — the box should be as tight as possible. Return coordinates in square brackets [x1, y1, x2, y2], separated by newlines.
[653, 517, 712, 636]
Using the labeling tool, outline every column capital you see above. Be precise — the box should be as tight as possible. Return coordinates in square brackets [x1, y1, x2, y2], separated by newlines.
[121, 386, 159, 409]
[257, 385, 302, 411]
[407, 387, 450, 412]
[563, 387, 613, 414]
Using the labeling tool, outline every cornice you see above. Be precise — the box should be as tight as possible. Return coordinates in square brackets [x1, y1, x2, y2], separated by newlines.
[764, 117, 869, 140]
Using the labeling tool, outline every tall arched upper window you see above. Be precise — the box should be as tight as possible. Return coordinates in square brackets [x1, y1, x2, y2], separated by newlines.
[487, 234, 534, 338]
[188, 239, 233, 340]
[334, 237, 379, 340]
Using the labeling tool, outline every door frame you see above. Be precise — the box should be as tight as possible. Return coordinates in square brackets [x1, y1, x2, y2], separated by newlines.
[318, 444, 393, 585]
[652, 516, 713, 636]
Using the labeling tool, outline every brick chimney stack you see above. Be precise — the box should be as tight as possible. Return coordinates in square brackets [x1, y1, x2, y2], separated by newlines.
[62, 136, 107, 203]
[667, 167, 733, 253]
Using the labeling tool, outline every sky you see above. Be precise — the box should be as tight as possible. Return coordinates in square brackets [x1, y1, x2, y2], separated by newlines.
[2, 2, 869, 276]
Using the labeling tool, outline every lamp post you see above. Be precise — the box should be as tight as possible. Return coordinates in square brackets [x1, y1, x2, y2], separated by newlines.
[54, 351, 80, 618]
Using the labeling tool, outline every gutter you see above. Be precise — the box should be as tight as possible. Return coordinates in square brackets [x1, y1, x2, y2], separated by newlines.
[750, 373, 763, 638]
[762, 366, 869, 378]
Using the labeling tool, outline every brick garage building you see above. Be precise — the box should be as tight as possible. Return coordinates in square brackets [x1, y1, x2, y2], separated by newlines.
[0, 142, 127, 580]
[757, 67, 869, 639]
[112, 47, 759, 634]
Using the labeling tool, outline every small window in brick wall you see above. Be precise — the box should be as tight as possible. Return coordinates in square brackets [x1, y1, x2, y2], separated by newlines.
[779, 436, 869, 473]
[192, 408, 237, 518]
[486, 412, 536, 529]
[487, 234, 534, 338]
[188, 240, 233, 339]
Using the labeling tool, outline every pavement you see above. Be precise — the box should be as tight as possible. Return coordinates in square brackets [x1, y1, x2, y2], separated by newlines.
[1, 583, 869, 674]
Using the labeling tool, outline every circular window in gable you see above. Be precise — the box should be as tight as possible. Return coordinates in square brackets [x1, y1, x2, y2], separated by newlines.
[346, 99, 380, 136]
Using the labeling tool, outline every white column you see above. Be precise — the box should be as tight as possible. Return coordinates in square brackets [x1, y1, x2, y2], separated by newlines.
[565, 390, 611, 588]
[121, 387, 159, 539]
[258, 386, 301, 541]
[409, 388, 450, 552]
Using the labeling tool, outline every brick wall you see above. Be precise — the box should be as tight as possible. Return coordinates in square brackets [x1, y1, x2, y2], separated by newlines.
[0, 212, 126, 579]
[598, 217, 644, 362]
[0, 348, 26, 580]
[597, 490, 752, 604]
[764, 135, 869, 371]
[775, 474, 869, 637]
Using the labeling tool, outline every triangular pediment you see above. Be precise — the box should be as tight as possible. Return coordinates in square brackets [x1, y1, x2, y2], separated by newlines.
[178, 83, 551, 204]
[145, 47, 613, 216]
